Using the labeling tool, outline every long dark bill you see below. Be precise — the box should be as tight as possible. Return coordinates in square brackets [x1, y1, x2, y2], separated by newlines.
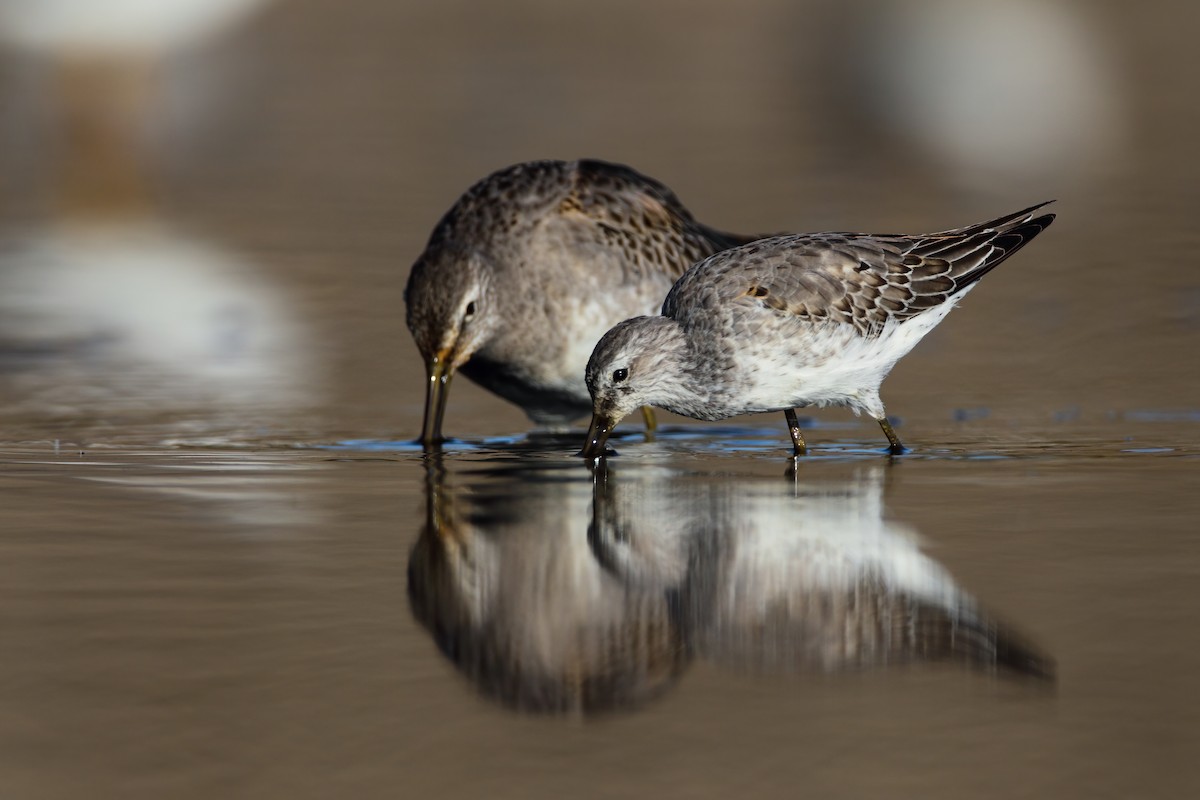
[578, 413, 614, 458]
[419, 359, 453, 445]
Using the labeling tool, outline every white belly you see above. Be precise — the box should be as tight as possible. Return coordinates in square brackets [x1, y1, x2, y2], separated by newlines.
[734, 293, 968, 417]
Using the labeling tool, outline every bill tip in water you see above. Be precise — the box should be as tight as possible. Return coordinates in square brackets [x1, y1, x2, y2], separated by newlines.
[577, 445, 617, 459]
[579, 414, 616, 458]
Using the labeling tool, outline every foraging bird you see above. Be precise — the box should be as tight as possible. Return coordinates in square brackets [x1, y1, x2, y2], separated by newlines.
[404, 159, 756, 444]
[581, 202, 1055, 457]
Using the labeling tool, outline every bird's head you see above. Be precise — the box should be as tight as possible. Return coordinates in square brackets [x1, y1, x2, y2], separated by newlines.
[580, 316, 687, 458]
[405, 247, 497, 444]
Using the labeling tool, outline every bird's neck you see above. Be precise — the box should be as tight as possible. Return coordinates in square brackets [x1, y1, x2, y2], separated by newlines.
[655, 334, 727, 422]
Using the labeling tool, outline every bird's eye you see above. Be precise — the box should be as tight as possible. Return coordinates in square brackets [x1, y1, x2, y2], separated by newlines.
[464, 301, 476, 320]
[612, 368, 628, 383]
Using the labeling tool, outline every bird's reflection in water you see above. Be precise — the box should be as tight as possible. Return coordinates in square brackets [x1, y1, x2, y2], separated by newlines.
[407, 458, 1053, 717]
[409, 457, 688, 714]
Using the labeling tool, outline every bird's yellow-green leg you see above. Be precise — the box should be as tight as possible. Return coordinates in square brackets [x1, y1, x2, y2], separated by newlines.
[784, 408, 807, 457]
[877, 416, 905, 455]
[640, 406, 658, 440]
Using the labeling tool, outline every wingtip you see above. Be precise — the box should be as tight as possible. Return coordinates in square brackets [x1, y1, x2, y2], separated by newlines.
[935, 200, 1058, 237]
[1014, 199, 1056, 220]
[996, 202, 1058, 236]
[993, 630, 1058, 682]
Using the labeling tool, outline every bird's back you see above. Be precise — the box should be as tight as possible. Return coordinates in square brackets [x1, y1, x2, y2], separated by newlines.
[664, 202, 1055, 336]
[659, 203, 1055, 417]
[560, 160, 757, 284]
[422, 159, 754, 288]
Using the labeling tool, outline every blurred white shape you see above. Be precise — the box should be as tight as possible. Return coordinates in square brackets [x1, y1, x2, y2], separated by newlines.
[0, 223, 314, 413]
[854, 0, 1125, 185]
[0, 0, 315, 428]
[0, 0, 272, 54]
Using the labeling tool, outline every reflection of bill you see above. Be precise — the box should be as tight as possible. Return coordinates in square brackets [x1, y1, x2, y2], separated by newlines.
[407, 459, 1053, 717]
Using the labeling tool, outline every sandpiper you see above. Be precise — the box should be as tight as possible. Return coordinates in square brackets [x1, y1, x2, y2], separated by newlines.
[580, 202, 1055, 457]
[405, 159, 755, 444]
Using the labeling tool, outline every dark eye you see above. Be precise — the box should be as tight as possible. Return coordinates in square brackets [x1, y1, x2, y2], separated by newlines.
[464, 301, 476, 320]
[612, 368, 628, 383]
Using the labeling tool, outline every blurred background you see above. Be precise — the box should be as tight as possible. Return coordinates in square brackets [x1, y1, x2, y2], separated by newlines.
[3, 5, 1199, 798]
[0, 0, 1194, 444]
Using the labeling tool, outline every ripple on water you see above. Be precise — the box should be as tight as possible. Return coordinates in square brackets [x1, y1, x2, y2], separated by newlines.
[308, 423, 1198, 464]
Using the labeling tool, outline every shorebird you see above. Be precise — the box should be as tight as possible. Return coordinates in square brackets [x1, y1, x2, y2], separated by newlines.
[580, 202, 1055, 457]
[404, 159, 756, 444]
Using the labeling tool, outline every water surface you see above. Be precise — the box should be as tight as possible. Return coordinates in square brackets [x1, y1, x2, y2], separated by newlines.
[3, 430, 1198, 797]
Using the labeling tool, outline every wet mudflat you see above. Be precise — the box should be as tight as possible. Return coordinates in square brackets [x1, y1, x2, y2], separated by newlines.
[2, 426, 1198, 798]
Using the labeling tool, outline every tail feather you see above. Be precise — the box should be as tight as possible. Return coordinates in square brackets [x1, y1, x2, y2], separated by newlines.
[911, 202, 1056, 293]
[934, 200, 1056, 237]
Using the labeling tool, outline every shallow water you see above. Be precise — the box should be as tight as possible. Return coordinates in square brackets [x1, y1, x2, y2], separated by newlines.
[2, 0, 1200, 797]
[4, 428, 1199, 798]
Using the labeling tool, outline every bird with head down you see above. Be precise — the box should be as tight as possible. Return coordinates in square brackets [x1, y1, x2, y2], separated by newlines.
[581, 202, 1055, 457]
[404, 159, 757, 444]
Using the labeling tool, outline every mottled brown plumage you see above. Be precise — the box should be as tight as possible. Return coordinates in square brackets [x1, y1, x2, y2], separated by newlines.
[405, 159, 755, 444]
[582, 203, 1055, 457]
[666, 202, 1054, 337]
